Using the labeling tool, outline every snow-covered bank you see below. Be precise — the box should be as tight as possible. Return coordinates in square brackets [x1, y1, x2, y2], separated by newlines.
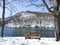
[0, 37, 60, 45]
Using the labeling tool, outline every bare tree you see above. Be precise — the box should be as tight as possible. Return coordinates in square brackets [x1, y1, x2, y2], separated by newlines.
[42, 0, 60, 41]
[1, 0, 5, 37]
[0, 0, 17, 37]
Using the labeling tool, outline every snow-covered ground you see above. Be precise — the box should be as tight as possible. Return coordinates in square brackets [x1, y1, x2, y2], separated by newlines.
[0, 37, 60, 45]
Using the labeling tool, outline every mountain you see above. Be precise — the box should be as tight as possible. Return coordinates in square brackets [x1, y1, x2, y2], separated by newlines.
[0, 11, 54, 27]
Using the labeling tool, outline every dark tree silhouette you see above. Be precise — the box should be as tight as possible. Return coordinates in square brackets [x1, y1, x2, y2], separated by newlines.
[0, 0, 17, 37]
[42, 0, 60, 41]
[1, 0, 5, 37]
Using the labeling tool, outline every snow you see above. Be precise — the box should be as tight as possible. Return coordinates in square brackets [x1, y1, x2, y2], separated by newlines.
[0, 37, 60, 45]
[20, 13, 36, 20]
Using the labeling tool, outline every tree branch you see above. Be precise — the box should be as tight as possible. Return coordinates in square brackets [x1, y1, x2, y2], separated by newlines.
[23, 3, 44, 8]
[42, 0, 53, 13]
[5, 0, 15, 4]
[0, 3, 12, 17]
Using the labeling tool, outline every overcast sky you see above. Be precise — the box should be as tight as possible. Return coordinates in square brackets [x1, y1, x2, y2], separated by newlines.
[0, 0, 51, 18]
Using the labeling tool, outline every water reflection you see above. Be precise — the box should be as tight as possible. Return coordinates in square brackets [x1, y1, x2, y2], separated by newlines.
[0, 26, 55, 37]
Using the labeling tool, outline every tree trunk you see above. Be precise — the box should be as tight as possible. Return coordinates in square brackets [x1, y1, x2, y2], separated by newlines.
[1, 0, 5, 37]
[54, 15, 60, 41]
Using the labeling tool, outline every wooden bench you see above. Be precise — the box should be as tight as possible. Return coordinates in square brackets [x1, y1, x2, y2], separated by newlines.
[25, 32, 41, 40]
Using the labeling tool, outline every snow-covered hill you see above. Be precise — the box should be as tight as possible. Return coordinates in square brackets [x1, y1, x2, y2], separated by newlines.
[2, 11, 54, 27]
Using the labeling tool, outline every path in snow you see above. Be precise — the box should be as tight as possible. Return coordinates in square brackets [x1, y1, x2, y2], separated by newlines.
[0, 37, 60, 45]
